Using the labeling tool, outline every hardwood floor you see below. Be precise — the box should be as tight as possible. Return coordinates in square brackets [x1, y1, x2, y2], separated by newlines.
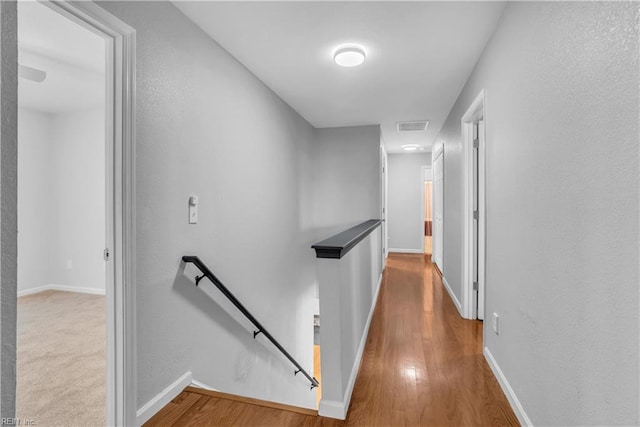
[145, 254, 518, 426]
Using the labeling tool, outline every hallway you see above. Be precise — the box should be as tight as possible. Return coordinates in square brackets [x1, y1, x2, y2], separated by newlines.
[146, 254, 517, 426]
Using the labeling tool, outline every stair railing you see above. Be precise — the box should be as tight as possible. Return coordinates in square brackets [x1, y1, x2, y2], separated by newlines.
[182, 255, 319, 390]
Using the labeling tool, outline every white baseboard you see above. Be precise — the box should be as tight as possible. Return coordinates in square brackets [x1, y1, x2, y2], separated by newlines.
[319, 272, 383, 420]
[136, 371, 193, 426]
[191, 378, 219, 392]
[388, 248, 423, 254]
[318, 399, 345, 419]
[483, 347, 532, 426]
[441, 276, 463, 317]
[18, 284, 106, 297]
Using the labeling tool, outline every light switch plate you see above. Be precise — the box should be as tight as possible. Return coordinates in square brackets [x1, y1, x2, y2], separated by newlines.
[189, 204, 198, 224]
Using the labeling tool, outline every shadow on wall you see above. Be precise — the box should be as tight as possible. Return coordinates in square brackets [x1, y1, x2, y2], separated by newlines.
[173, 262, 294, 383]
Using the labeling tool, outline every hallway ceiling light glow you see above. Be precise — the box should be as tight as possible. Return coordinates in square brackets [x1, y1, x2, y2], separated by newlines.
[333, 45, 366, 67]
[401, 144, 420, 151]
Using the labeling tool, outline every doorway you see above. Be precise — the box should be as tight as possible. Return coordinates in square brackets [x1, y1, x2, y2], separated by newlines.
[432, 145, 444, 272]
[422, 166, 433, 257]
[17, 2, 108, 424]
[10, 1, 137, 425]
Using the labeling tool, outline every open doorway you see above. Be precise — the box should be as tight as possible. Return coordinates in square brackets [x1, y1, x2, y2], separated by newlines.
[422, 166, 433, 257]
[16, 2, 108, 424]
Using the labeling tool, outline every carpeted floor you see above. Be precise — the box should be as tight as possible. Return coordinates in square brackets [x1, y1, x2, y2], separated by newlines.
[17, 290, 106, 427]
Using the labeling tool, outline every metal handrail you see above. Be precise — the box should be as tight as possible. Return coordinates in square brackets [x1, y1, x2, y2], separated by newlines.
[182, 255, 319, 390]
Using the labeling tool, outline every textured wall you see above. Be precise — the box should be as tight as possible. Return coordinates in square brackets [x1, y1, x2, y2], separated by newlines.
[387, 153, 431, 252]
[436, 2, 639, 424]
[99, 1, 318, 410]
[0, 0, 18, 418]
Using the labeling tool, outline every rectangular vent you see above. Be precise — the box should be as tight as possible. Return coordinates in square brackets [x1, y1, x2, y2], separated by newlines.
[397, 120, 429, 132]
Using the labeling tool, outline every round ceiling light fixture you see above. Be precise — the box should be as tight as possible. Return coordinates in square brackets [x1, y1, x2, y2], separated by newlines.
[401, 144, 420, 151]
[333, 45, 366, 67]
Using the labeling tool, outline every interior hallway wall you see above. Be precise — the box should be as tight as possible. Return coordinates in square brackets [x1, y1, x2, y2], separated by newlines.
[387, 153, 431, 253]
[17, 108, 105, 295]
[312, 125, 381, 238]
[435, 2, 639, 424]
[98, 1, 319, 411]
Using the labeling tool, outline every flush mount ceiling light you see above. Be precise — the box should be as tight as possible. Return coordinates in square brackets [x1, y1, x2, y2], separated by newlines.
[401, 144, 420, 151]
[333, 45, 366, 67]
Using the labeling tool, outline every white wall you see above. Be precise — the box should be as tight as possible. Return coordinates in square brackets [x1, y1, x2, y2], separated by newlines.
[99, 1, 320, 411]
[387, 153, 431, 252]
[17, 108, 105, 295]
[312, 125, 381, 237]
[49, 110, 106, 293]
[17, 109, 54, 293]
[436, 2, 639, 424]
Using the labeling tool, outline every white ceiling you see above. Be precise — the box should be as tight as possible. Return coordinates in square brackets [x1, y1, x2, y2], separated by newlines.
[173, 1, 506, 153]
[18, 1, 105, 114]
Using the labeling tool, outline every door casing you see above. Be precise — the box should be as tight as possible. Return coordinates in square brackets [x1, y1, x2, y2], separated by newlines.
[461, 89, 486, 321]
[28, 2, 136, 425]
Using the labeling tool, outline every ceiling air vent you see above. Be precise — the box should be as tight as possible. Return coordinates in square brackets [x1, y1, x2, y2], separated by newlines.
[397, 120, 429, 132]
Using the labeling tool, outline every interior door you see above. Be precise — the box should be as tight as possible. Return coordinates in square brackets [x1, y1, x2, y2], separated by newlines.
[472, 123, 479, 318]
[381, 148, 388, 265]
[432, 148, 444, 271]
[477, 120, 486, 320]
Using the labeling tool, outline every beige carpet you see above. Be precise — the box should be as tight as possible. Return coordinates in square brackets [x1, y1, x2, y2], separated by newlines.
[17, 290, 106, 427]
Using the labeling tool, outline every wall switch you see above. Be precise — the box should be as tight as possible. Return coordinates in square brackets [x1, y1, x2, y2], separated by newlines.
[66, 259, 73, 270]
[189, 195, 198, 224]
[492, 312, 500, 335]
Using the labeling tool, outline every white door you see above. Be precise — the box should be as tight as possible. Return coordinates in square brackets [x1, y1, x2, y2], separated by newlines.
[432, 148, 444, 270]
[472, 121, 486, 320]
[477, 121, 486, 320]
[381, 148, 388, 265]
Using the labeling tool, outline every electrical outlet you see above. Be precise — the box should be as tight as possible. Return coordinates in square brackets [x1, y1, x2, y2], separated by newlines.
[492, 312, 500, 335]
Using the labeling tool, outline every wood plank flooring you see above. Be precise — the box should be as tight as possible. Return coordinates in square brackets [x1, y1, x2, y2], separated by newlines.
[145, 254, 518, 426]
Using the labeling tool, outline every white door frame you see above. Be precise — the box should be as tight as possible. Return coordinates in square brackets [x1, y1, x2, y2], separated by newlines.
[461, 89, 486, 320]
[40, 2, 137, 425]
[431, 142, 444, 272]
[380, 143, 389, 262]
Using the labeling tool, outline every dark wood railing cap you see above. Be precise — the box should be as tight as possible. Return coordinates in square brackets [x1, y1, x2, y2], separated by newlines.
[311, 219, 382, 259]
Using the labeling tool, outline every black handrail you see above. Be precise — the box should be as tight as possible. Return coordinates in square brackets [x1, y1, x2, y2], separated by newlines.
[182, 255, 319, 390]
[312, 219, 382, 259]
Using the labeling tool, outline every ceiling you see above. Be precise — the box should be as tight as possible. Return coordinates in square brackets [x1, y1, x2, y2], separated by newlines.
[173, 1, 506, 153]
[18, 1, 104, 114]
